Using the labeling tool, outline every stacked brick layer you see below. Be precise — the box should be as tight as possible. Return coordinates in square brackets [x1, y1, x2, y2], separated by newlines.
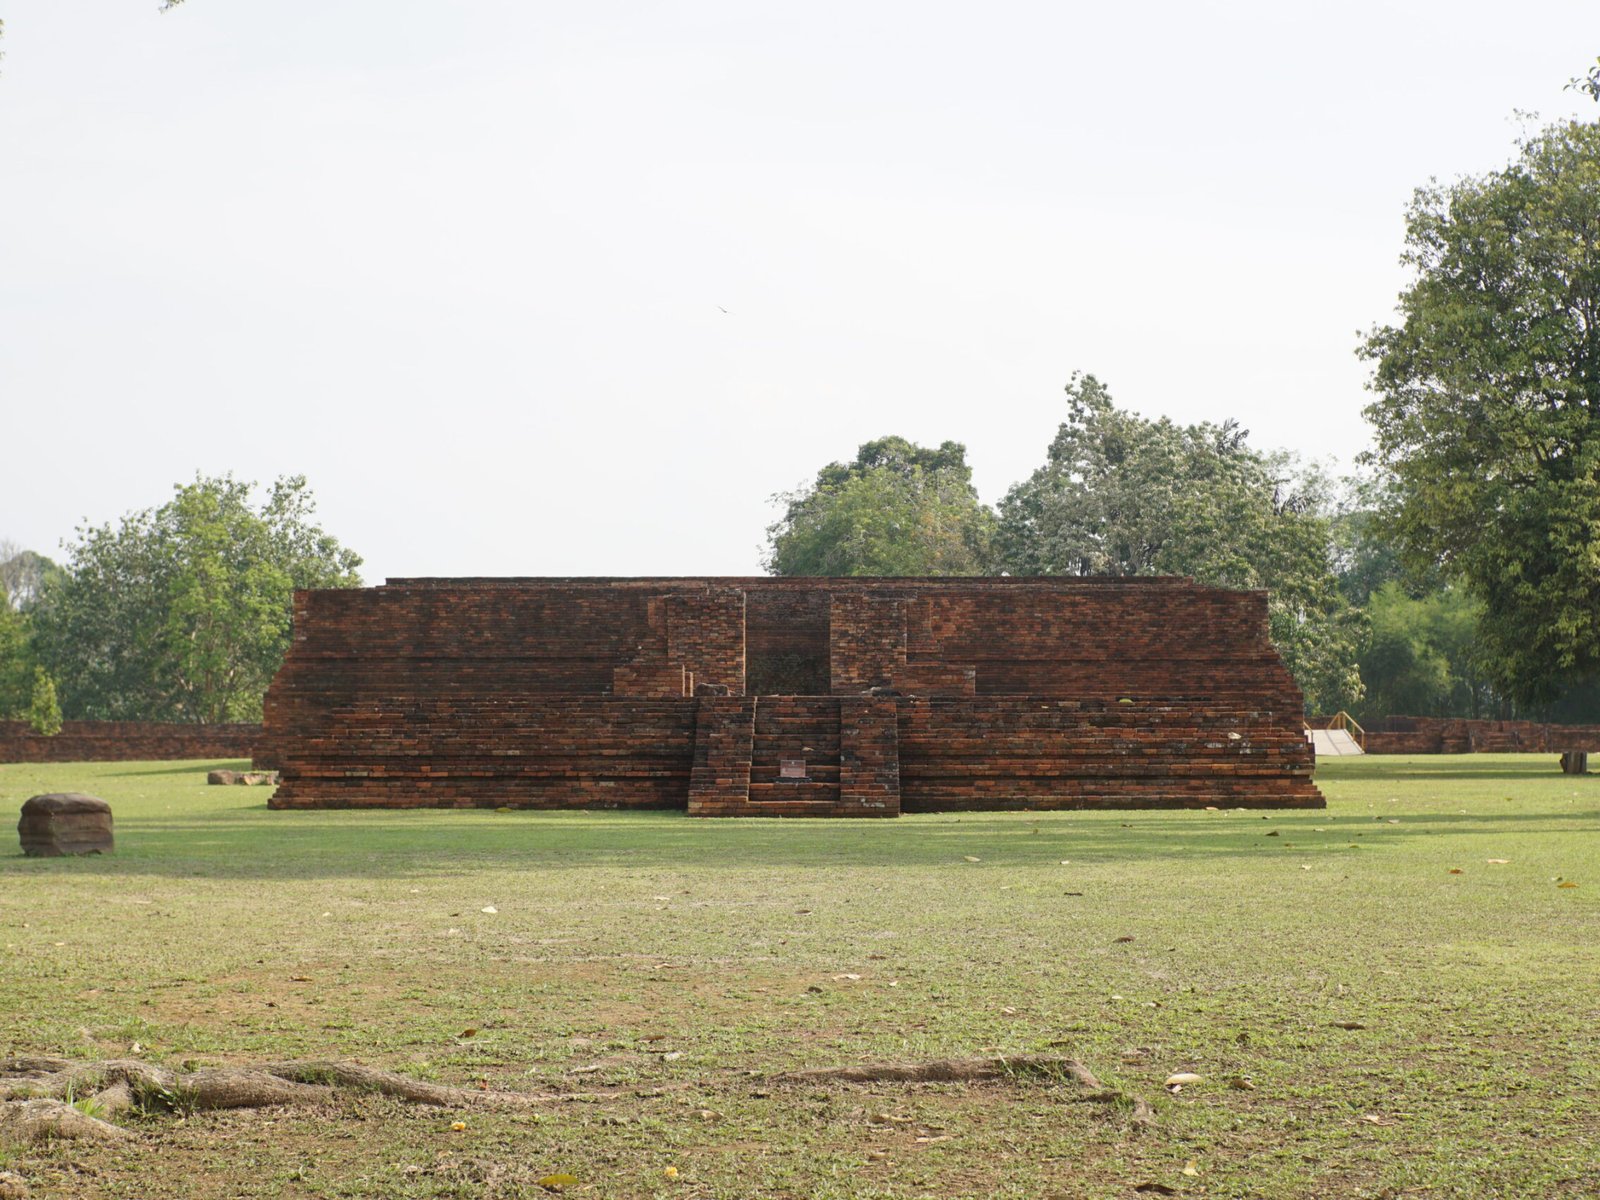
[1361, 716, 1600, 755]
[0, 721, 260, 764]
[262, 577, 1322, 813]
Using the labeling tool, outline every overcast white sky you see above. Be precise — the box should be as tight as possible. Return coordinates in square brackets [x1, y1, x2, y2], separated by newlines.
[1, 2, 1594, 582]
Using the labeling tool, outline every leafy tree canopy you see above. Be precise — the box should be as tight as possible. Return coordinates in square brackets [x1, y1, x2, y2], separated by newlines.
[997, 375, 1363, 713]
[31, 475, 362, 723]
[1361, 118, 1600, 707]
[0, 603, 32, 720]
[0, 546, 62, 613]
[765, 436, 997, 576]
[1355, 582, 1493, 722]
[1569, 58, 1600, 103]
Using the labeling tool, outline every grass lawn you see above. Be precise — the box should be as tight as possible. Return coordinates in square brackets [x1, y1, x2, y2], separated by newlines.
[0, 755, 1596, 1199]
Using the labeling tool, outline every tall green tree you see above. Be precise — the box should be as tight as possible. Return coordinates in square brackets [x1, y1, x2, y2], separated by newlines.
[32, 475, 362, 723]
[1361, 119, 1600, 710]
[26, 668, 62, 736]
[1355, 582, 1493, 722]
[0, 603, 33, 720]
[998, 375, 1363, 713]
[766, 437, 996, 576]
[0, 544, 60, 612]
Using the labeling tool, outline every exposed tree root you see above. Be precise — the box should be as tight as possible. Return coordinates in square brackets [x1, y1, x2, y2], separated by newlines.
[0, 1055, 584, 1145]
[1, 1052, 1153, 1151]
[258, 1060, 488, 1107]
[771, 1054, 1156, 1129]
[774, 1053, 1102, 1086]
[0, 1054, 684, 1143]
[0, 1099, 131, 1144]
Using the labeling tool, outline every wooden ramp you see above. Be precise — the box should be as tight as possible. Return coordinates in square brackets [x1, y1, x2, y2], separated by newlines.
[1309, 728, 1364, 757]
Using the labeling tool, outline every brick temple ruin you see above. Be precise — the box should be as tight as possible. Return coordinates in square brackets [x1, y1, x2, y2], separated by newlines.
[259, 577, 1323, 815]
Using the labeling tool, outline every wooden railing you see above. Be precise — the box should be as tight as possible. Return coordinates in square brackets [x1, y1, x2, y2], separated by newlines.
[1306, 711, 1366, 751]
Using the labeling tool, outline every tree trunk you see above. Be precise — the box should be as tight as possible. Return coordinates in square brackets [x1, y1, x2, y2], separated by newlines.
[1559, 751, 1588, 775]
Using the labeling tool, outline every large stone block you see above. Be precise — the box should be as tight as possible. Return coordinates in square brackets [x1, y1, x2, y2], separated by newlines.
[18, 793, 114, 856]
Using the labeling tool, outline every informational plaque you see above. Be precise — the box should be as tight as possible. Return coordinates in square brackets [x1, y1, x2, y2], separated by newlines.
[779, 758, 807, 780]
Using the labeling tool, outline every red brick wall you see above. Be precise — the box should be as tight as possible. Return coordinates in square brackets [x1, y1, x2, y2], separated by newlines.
[898, 698, 1319, 810]
[746, 589, 830, 694]
[268, 698, 695, 809]
[263, 577, 1321, 813]
[1363, 716, 1600, 754]
[0, 721, 260, 764]
[829, 593, 906, 693]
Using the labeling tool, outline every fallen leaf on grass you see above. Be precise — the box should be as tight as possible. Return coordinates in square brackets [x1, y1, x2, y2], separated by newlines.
[1227, 1076, 1255, 1090]
[1264, 830, 1280, 837]
[1558, 882, 1579, 889]
[1182, 1160, 1200, 1177]
[289, 975, 312, 982]
[449, 1120, 466, 1131]
[1448, 868, 1463, 874]
[870, 1112, 914, 1125]
[1332, 1021, 1367, 1030]
[1133, 1184, 1179, 1195]
[459, 1027, 478, 1039]
[1486, 859, 1510, 864]
[480, 906, 498, 914]
[537, 1174, 579, 1192]
[663, 1166, 679, 1179]
[833, 973, 863, 981]
[1360, 1114, 1397, 1126]
[963, 856, 981, 863]
[1164, 1072, 1203, 1089]
[1113, 935, 1135, 943]
[915, 1134, 953, 1144]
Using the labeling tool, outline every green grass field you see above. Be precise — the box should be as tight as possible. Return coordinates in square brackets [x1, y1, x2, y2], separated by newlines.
[1, 756, 1596, 1199]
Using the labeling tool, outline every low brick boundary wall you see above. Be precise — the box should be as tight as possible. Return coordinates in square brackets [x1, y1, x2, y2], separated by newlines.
[1362, 716, 1600, 755]
[0, 721, 261, 763]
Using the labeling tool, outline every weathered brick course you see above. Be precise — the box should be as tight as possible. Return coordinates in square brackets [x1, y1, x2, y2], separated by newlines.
[262, 577, 1323, 814]
[1361, 715, 1600, 755]
[0, 721, 260, 764]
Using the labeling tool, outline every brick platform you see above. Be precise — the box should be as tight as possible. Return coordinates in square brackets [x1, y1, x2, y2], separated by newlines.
[260, 577, 1324, 814]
